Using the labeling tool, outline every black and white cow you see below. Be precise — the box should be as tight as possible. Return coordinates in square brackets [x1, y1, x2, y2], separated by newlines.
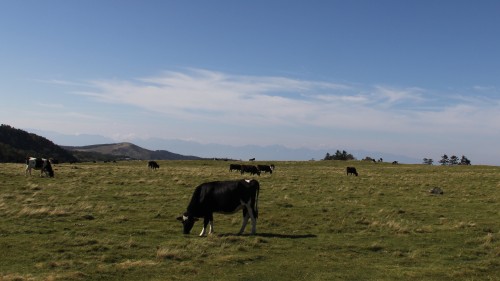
[148, 160, 160, 170]
[346, 166, 358, 176]
[177, 179, 260, 236]
[25, 157, 54, 177]
[240, 165, 260, 176]
[257, 164, 274, 174]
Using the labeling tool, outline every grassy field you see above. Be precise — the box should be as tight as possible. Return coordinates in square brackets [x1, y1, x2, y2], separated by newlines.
[0, 160, 498, 280]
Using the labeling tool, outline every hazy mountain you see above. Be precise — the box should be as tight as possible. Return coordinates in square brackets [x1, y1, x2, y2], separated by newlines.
[131, 138, 421, 164]
[63, 142, 202, 161]
[27, 129, 421, 164]
[26, 129, 115, 146]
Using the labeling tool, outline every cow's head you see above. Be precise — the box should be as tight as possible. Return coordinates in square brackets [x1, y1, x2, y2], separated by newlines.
[44, 161, 55, 177]
[176, 213, 199, 234]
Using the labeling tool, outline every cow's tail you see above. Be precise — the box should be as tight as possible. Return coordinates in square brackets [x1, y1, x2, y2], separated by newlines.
[254, 182, 260, 219]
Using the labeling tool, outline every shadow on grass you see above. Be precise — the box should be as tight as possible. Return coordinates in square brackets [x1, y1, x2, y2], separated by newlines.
[218, 233, 317, 239]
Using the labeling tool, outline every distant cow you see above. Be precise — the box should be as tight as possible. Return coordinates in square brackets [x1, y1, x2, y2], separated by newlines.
[346, 166, 358, 176]
[392, 161, 399, 165]
[240, 165, 261, 176]
[429, 187, 444, 195]
[148, 161, 160, 170]
[177, 179, 260, 236]
[249, 158, 255, 161]
[229, 164, 242, 172]
[25, 157, 54, 177]
[257, 164, 273, 174]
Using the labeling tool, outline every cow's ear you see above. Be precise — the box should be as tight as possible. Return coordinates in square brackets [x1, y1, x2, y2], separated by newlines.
[176, 216, 183, 221]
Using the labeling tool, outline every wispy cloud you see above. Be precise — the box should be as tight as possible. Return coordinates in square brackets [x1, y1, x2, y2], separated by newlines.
[34, 79, 89, 87]
[371, 85, 425, 106]
[36, 102, 66, 109]
[76, 68, 500, 138]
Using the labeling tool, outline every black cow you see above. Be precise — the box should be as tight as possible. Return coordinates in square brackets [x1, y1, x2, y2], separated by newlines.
[257, 164, 273, 174]
[229, 164, 242, 172]
[177, 179, 260, 236]
[26, 157, 54, 177]
[148, 161, 160, 170]
[240, 165, 260, 176]
[346, 166, 358, 176]
[429, 187, 444, 195]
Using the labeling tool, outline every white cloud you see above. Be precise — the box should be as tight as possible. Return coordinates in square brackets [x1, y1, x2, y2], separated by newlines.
[76, 69, 500, 137]
[22, 68, 494, 164]
[371, 85, 425, 105]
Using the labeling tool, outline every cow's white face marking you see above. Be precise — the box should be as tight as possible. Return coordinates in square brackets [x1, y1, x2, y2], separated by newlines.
[182, 215, 188, 221]
[245, 179, 251, 183]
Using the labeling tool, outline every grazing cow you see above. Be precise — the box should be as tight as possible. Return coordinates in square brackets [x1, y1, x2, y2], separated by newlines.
[148, 161, 160, 170]
[429, 187, 444, 195]
[257, 164, 273, 174]
[392, 161, 399, 165]
[25, 157, 54, 177]
[229, 164, 242, 172]
[249, 158, 255, 161]
[346, 166, 358, 176]
[240, 165, 261, 176]
[177, 179, 260, 236]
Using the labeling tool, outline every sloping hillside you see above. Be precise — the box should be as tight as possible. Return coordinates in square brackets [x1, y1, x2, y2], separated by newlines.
[0, 124, 78, 163]
[63, 142, 202, 160]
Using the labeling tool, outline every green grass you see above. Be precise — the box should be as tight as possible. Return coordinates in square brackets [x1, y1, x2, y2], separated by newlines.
[1, 160, 499, 280]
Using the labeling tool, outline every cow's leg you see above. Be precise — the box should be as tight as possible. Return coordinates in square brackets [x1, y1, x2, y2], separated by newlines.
[199, 214, 213, 236]
[207, 213, 214, 234]
[248, 205, 257, 235]
[199, 217, 209, 236]
[238, 208, 250, 235]
[25, 166, 30, 176]
[239, 201, 256, 235]
[208, 220, 214, 235]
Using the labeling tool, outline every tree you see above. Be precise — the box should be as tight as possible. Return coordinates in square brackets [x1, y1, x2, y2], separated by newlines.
[449, 155, 459, 165]
[439, 154, 449, 166]
[423, 158, 434, 165]
[324, 150, 355, 161]
[460, 155, 471, 165]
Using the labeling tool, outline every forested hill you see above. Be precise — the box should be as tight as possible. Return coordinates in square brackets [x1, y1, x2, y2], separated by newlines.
[0, 124, 78, 163]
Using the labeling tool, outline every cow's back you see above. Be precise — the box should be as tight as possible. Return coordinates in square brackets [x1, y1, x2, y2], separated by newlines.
[188, 180, 259, 216]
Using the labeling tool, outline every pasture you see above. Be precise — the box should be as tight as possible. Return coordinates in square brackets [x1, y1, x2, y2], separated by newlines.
[0, 160, 498, 280]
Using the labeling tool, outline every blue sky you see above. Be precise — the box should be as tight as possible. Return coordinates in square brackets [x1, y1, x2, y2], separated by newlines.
[1, 1, 499, 164]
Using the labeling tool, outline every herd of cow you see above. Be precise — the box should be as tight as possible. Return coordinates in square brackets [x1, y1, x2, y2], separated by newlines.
[229, 163, 275, 175]
[24, 157, 359, 237]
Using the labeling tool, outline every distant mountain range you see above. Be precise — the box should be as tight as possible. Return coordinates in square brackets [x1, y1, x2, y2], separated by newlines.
[27, 128, 421, 163]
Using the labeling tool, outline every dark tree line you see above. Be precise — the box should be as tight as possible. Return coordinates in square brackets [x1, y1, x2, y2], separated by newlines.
[423, 154, 471, 166]
[324, 150, 356, 161]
